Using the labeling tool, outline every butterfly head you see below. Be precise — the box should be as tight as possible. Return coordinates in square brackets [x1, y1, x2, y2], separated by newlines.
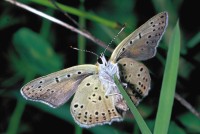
[97, 53, 108, 66]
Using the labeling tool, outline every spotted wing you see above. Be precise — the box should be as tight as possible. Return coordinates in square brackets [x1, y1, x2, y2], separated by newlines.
[70, 75, 123, 128]
[118, 58, 151, 105]
[110, 12, 168, 62]
[21, 65, 98, 108]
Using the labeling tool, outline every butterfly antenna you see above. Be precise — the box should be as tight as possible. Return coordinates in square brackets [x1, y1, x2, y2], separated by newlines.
[103, 24, 126, 54]
[70, 46, 99, 59]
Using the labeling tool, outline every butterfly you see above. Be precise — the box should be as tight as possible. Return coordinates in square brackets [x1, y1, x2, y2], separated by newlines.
[21, 12, 168, 128]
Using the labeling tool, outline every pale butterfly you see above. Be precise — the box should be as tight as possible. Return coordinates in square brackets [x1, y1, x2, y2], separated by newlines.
[21, 12, 168, 128]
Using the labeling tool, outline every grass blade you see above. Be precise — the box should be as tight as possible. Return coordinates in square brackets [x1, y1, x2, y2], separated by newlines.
[154, 21, 181, 134]
[114, 75, 152, 134]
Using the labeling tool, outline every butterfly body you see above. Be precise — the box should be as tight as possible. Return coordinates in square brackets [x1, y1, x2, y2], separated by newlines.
[21, 12, 168, 128]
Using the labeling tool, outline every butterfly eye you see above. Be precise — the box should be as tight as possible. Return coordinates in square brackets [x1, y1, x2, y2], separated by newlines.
[97, 57, 103, 64]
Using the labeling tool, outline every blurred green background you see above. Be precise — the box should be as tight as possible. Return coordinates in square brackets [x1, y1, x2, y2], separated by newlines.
[0, 0, 199, 134]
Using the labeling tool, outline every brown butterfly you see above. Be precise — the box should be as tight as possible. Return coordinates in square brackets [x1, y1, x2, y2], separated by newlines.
[21, 12, 168, 127]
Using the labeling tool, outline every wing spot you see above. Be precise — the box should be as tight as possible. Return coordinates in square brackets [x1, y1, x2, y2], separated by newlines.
[160, 15, 164, 18]
[105, 96, 108, 99]
[92, 101, 96, 103]
[108, 110, 111, 114]
[94, 87, 98, 90]
[148, 35, 151, 38]
[146, 41, 149, 44]
[39, 89, 42, 91]
[153, 29, 156, 31]
[98, 96, 102, 101]
[150, 21, 153, 24]
[92, 93, 96, 97]
[139, 33, 141, 39]
[85, 112, 88, 115]
[123, 63, 126, 66]
[122, 48, 125, 51]
[80, 105, 84, 109]
[140, 67, 144, 72]
[74, 104, 78, 108]
[55, 77, 59, 83]
[51, 90, 54, 93]
[138, 89, 143, 95]
[86, 83, 90, 86]
[96, 117, 99, 121]
[138, 82, 141, 85]
[38, 86, 41, 88]
[137, 74, 141, 77]
[77, 71, 82, 74]
[130, 40, 133, 44]
[67, 74, 71, 78]
[153, 24, 156, 27]
[95, 111, 99, 115]
[39, 81, 43, 83]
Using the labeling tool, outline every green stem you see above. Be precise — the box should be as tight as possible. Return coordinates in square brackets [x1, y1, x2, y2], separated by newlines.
[29, 0, 119, 28]
[154, 21, 180, 134]
[6, 100, 26, 134]
[114, 75, 152, 134]
[78, 0, 86, 65]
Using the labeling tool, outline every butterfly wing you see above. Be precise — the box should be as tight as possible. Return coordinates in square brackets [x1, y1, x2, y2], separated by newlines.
[110, 12, 168, 62]
[118, 58, 151, 105]
[70, 75, 122, 128]
[21, 65, 98, 108]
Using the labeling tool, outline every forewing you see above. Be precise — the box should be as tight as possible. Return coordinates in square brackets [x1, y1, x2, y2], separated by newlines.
[21, 65, 98, 108]
[70, 75, 122, 128]
[110, 12, 168, 62]
[118, 58, 151, 105]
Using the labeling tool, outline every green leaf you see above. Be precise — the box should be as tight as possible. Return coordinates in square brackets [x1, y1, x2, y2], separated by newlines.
[154, 21, 181, 134]
[12, 27, 63, 75]
[114, 75, 152, 134]
[178, 112, 200, 133]
[168, 121, 186, 134]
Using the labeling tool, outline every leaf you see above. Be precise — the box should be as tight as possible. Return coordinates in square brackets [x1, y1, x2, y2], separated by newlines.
[154, 21, 181, 134]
